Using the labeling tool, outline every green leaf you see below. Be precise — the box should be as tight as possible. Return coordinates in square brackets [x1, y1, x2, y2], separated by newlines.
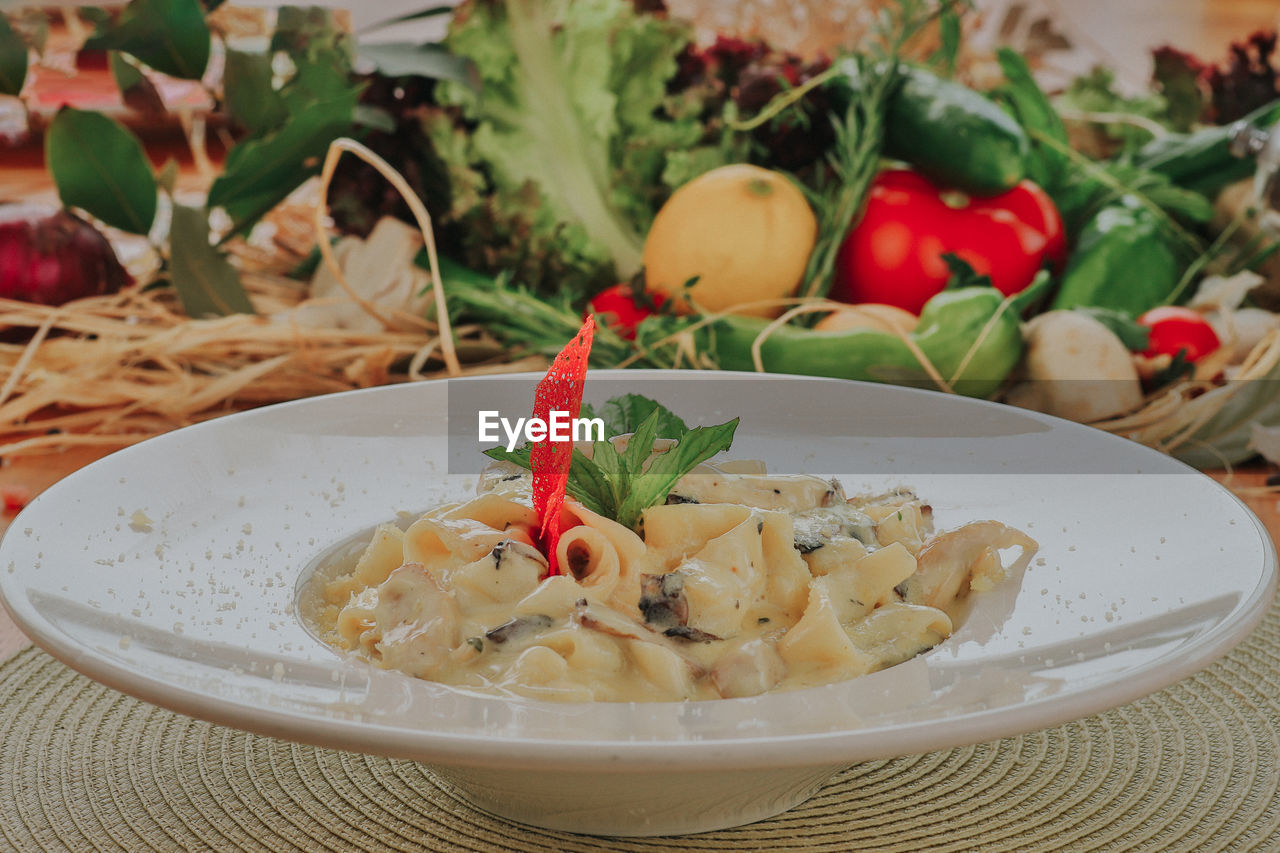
[588, 394, 688, 439]
[110, 50, 165, 113]
[168, 205, 255, 317]
[109, 49, 143, 90]
[156, 157, 179, 193]
[942, 253, 993, 290]
[1071, 307, 1151, 351]
[481, 392, 736, 530]
[281, 54, 355, 110]
[621, 408, 663, 472]
[483, 444, 532, 467]
[271, 6, 349, 62]
[223, 49, 286, 134]
[995, 47, 1068, 189]
[931, 8, 962, 77]
[356, 42, 472, 85]
[615, 418, 738, 528]
[0, 14, 29, 96]
[84, 0, 210, 81]
[563, 450, 613, 517]
[207, 90, 359, 232]
[46, 108, 157, 234]
[352, 105, 396, 133]
[12, 10, 50, 57]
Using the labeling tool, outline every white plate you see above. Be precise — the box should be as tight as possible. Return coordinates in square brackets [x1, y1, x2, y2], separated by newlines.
[1, 371, 1275, 836]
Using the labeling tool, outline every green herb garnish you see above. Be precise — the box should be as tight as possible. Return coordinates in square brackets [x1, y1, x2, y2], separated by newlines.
[485, 397, 737, 530]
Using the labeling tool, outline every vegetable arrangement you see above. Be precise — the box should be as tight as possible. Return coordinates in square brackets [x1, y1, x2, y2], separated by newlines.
[3, 1, 1280, 469]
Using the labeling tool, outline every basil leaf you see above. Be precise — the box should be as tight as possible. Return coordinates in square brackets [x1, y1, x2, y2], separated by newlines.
[564, 448, 613, 518]
[483, 445, 532, 468]
[622, 408, 662, 473]
[592, 394, 688, 439]
[168, 205, 255, 317]
[84, 0, 209, 81]
[615, 418, 738, 529]
[46, 108, 157, 235]
[0, 14, 29, 96]
[482, 399, 737, 531]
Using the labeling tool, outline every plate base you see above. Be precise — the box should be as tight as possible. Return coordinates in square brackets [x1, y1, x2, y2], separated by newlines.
[432, 762, 845, 836]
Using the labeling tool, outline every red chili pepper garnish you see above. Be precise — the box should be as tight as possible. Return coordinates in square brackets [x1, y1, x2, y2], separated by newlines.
[532, 316, 595, 575]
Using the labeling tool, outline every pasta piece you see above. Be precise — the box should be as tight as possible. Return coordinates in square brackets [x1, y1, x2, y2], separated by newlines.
[669, 469, 838, 512]
[777, 583, 876, 681]
[334, 586, 380, 653]
[627, 639, 697, 699]
[754, 511, 810, 624]
[710, 638, 786, 698]
[676, 513, 767, 639]
[324, 523, 405, 606]
[901, 521, 1038, 612]
[539, 625, 627, 680]
[801, 536, 868, 578]
[513, 575, 592, 621]
[449, 493, 538, 531]
[402, 514, 533, 573]
[870, 500, 932, 554]
[844, 602, 952, 668]
[500, 645, 578, 697]
[851, 542, 917, 608]
[373, 563, 462, 679]
[641, 503, 753, 567]
[446, 539, 545, 612]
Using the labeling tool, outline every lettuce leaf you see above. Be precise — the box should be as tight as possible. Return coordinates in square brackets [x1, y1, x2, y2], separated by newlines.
[430, 0, 708, 288]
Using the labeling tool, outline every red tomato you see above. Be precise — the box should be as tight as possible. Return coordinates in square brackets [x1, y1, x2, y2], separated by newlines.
[831, 170, 1066, 314]
[1137, 306, 1221, 363]
[588, 284, 664, 340]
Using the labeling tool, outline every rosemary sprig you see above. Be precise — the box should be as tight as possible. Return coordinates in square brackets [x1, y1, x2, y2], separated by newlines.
[799, 0, 971, 299]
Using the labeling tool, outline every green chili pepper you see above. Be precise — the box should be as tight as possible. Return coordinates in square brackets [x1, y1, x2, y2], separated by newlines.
[1049, 199, 1182, 317]
[673, 284, 1036, 399]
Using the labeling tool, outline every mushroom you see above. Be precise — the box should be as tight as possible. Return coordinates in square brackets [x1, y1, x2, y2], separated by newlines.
[1006, 310, 1143, 422]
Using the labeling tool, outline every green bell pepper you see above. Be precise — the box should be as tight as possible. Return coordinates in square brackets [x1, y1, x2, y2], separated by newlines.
[671, 285, 1035, 399]
[1049, 199, 1182, 316]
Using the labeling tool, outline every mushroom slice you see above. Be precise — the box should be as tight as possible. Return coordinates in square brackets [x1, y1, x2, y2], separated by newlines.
[570, 600, 708, 675]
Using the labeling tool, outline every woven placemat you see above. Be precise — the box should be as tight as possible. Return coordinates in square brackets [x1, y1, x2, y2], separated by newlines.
[2, 604, 1279, 853]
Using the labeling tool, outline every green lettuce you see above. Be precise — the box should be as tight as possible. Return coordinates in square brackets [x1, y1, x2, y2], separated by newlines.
[429, 0, 718, 293]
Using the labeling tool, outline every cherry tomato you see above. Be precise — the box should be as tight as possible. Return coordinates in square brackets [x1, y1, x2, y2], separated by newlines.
[831, 170, 1066, 314]
[1137, 306, 1221, 363]
[588, 284, 664, 340]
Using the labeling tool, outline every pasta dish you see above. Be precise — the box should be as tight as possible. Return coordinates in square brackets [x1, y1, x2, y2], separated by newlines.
[311, 451, 1037, 702]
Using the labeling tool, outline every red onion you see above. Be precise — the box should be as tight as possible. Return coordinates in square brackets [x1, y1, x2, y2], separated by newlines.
[0, 205, 131, 306]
